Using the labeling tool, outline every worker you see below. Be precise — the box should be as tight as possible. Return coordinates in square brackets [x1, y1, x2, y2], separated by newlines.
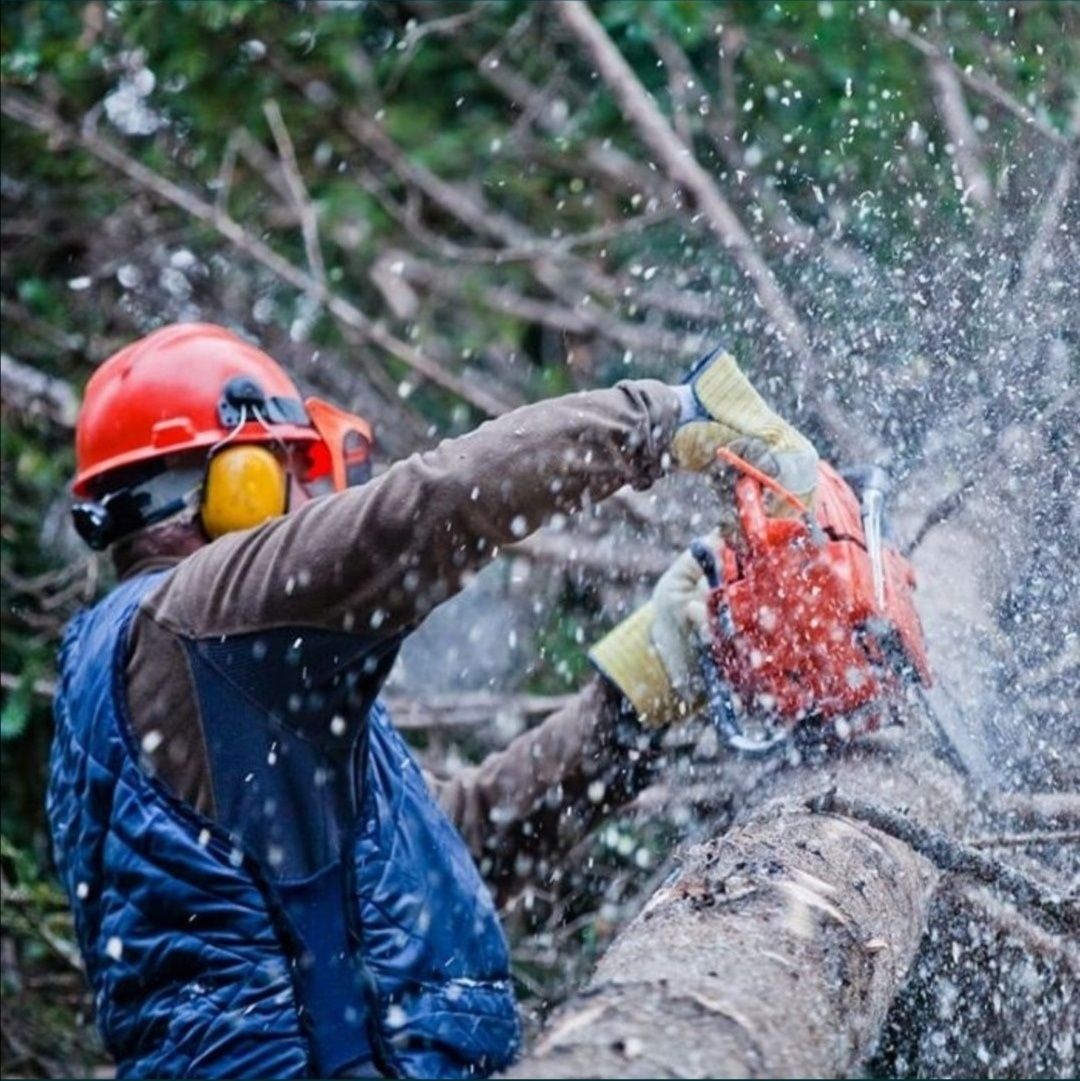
[48, 323, 817, 1079]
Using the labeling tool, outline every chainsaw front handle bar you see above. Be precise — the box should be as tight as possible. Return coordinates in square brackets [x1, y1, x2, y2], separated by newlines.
[714, 446, 809, 517]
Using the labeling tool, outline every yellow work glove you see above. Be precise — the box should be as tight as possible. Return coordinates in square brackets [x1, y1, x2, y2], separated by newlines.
[588, 537, 715, 728]
[671, 348, 819, 510]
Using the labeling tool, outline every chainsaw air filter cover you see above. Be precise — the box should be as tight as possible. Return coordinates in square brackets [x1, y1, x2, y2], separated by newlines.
[706, 463, 931, 736]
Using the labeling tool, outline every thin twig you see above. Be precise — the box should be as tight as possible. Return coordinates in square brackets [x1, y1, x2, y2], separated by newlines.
[262, 99, 327, 287]
[0, 877, 84, 973]
[385, 7, 487, 95]
[213, 128, 242, 215]
[967, 830, 1080, 849]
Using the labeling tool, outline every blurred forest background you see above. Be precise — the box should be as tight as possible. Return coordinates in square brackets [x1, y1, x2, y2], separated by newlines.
[1, 1, 1076, 1076]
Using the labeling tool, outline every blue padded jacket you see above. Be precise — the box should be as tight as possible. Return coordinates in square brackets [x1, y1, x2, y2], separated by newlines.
[47, 571, 520, 1078]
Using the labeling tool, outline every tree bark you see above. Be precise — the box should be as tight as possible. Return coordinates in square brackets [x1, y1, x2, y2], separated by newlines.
[505, 725, 969, 1079]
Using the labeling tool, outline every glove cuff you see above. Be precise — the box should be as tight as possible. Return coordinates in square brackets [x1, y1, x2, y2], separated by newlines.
[588, 603, 693, 728]
[692, 352, 788, 443]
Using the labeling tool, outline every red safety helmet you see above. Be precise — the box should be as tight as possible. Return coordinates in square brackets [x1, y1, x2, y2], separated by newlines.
[74, 323, 330, 496]
[72, 323, 373, 547]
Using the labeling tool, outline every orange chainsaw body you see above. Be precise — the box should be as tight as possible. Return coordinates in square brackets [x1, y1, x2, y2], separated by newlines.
[707, 463, 931, 735]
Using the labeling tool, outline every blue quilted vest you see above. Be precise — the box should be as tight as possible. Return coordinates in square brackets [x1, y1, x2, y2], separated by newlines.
[47, 572, 520, 1078]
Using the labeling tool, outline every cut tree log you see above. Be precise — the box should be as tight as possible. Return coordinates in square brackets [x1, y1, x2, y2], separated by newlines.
[505, 724, 971, 1079]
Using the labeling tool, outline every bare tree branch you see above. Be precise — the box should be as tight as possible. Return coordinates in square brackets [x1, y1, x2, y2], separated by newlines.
[553, 1, 814, 366]
[646, 20, 878, 279]
[383, 691, 575, 731]
[389, 250, 706, 357]
[510, 529, 672, 580]
[385, 6, 487, 95]
[0, 89, 514, 417]
[926, 52, 997, 214]
[1014, 103, 1080, 310]
[904, 389, 1076, 555]
[262, 98, 327, 287]
[889, 18, 1069, 146]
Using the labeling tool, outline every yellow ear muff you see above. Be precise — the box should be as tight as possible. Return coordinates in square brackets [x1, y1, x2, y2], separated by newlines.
[201, 445, 288, 540]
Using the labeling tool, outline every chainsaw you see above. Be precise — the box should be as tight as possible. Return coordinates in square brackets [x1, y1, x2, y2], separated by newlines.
[692, 450, 932, 758]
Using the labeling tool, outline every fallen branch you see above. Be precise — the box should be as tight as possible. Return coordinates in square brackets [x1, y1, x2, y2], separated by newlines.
[0, 353, 79, 428]
[807, 790, 1077, 932]
[383, 691, 576, 731]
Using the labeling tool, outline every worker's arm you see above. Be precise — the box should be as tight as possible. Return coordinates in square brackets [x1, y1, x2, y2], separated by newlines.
[142, 380, 680, 641]
[430, 535, 718, 901]
[143, 348, 817, 644]
[430, 675, 664, 904]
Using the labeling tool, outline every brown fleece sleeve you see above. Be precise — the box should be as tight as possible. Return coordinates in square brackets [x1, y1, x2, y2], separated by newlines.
[432, 676, 664, 904]
[141, 380, 679, 639]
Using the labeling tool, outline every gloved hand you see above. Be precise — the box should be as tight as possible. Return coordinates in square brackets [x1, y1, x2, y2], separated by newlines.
[671, 348, 819, 512]
[588, 536, 716, 727]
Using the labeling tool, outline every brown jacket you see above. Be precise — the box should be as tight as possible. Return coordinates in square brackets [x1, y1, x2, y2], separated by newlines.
[124, 380, 680, 898]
